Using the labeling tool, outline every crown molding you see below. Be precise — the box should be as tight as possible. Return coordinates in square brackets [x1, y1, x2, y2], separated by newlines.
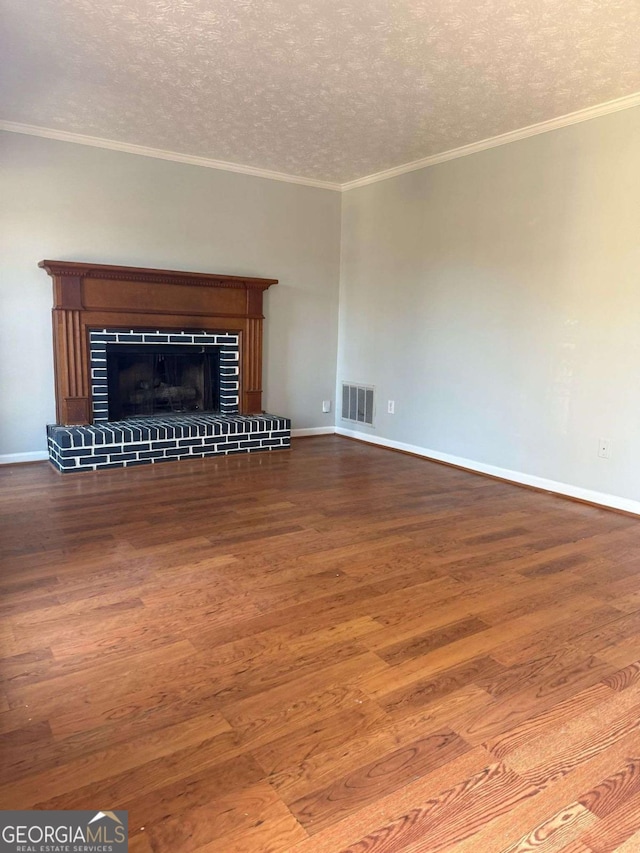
[2, 90, 640, 193]
[341, 91, 640, 191]
[0, 120, 342, 192]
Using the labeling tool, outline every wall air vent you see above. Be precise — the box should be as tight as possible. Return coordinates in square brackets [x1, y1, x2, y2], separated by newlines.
[341, 383, 374, 426]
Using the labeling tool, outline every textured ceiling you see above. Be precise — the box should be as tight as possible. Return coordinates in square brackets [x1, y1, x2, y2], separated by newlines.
[1, 0, 639, 184]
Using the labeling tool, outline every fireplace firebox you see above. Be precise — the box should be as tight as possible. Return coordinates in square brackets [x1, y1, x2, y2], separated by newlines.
[106, 344, 220, 420]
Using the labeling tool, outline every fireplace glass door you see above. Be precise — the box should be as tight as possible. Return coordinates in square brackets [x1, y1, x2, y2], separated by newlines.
[106, 344, 221, 420]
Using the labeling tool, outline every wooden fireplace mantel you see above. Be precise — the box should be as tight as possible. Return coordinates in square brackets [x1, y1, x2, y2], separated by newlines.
[39, 260, 278, 425]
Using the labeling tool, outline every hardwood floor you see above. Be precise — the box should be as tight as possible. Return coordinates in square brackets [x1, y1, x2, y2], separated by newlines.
[2, 435, 640, 852]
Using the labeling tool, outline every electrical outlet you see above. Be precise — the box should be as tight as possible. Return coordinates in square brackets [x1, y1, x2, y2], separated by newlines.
[387, 400, 395, 414]
[322, 400, 331, 413]
[598, 438, 611, 459]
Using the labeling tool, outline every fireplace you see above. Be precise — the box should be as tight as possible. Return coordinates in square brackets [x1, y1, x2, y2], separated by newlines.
[40, 261, 291, 472]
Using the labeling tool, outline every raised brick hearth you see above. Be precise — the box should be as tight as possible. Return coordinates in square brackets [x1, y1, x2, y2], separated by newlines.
[47, 414, 291, 472]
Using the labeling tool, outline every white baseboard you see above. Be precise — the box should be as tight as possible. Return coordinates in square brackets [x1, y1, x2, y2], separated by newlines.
[335, 426, 640, 517]
[291, 427, 336, 437]
[0, 451, 49, 465]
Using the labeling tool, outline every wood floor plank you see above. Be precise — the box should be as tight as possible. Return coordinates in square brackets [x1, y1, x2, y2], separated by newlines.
[492, 606, 623, 666]
[191, 807, 307, 853]
[279, 749, 493, 853]
[477, 647, 610, 702]
[484, 683, 616, 762]
[504, 685, 640, 788]
[377, 656, 503, 717]
[41, 749, 267, 828]
[569, 611, 640, 659]
[287, 729, 471, 834]
[375, 615, 491, 666]
[221, 663, 379, 747]
[267, 709, 449, 804]
[580, 789, 640, 852]
[595, 635, 640, 670]
[0, 712, 234, 807]
[603, 830, 640, 852]
[455, 656, 617, 747]
[3, 436, 640, 852]
[334, 761, 538, 853]
[363, 599, 612, 702]
[496, 802, 597, 853]
[443, 730, 640, 853]
[251, 701, 388, 779]
[477, 581, 597, 627]
[579, 759, 640, 819]
[142, 781, 306, 853]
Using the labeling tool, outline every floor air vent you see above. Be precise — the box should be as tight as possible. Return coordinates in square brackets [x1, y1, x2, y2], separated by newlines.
[342, 383, 374, 426]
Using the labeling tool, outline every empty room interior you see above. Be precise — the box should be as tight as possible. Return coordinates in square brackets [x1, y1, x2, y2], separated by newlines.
[2, 1, 640, 851]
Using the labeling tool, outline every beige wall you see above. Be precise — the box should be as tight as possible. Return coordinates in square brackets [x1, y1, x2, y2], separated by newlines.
[338, 106, 640, 505]
[0, 132, 341, 458]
